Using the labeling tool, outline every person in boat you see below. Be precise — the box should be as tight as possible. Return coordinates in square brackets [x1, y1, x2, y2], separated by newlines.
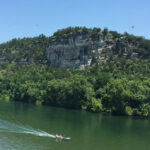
[55, 134, 63, 142]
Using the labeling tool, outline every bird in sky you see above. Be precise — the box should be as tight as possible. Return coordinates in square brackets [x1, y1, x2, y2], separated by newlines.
[131, 25, 135, 29]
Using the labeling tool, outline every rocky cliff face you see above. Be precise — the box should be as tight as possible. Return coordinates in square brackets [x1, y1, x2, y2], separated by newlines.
[46, 32, 139, 68]
[0, 27, 149, 66]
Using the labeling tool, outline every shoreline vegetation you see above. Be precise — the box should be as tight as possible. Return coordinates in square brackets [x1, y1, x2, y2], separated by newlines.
[0, 59, 150, 119]
[0, 27, 150, 119]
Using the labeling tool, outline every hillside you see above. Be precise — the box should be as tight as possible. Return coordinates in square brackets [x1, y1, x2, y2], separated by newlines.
[0, 34, 49, 64]
[0, 27, 150, 66]
[46, 27, 150, 68]
[0, 27, 150, 119]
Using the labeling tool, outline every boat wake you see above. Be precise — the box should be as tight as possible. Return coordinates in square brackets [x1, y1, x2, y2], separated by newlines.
[0, 119, 55, 138]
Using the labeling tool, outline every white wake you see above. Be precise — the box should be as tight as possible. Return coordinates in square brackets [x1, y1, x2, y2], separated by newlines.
[0, 119, 56, 138]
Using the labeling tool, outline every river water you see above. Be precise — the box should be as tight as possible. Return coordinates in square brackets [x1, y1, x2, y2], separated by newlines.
[0, 101, 150, 150]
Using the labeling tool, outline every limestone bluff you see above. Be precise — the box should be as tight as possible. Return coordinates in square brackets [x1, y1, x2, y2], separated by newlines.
[46, 27, 142, 68]
[0, 27, 149, 66]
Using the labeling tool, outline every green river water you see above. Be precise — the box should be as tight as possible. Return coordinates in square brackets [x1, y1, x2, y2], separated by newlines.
[0, 101, 150, 150]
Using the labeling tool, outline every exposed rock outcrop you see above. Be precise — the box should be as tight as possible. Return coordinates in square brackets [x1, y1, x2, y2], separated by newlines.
[46, 32, 139, 68]
[1, 27, 149, 66]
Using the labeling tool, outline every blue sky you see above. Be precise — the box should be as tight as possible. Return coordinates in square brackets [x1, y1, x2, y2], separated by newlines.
[0, 0, 150, 43]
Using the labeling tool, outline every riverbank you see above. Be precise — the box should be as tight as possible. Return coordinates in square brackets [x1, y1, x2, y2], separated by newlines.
[0, 59, 150, 119]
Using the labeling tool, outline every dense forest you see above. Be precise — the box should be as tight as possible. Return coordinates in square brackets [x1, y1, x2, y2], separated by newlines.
[0, 27, 150, 119]
[0, 59, 150, 118]
[0, 34, 49, 64]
